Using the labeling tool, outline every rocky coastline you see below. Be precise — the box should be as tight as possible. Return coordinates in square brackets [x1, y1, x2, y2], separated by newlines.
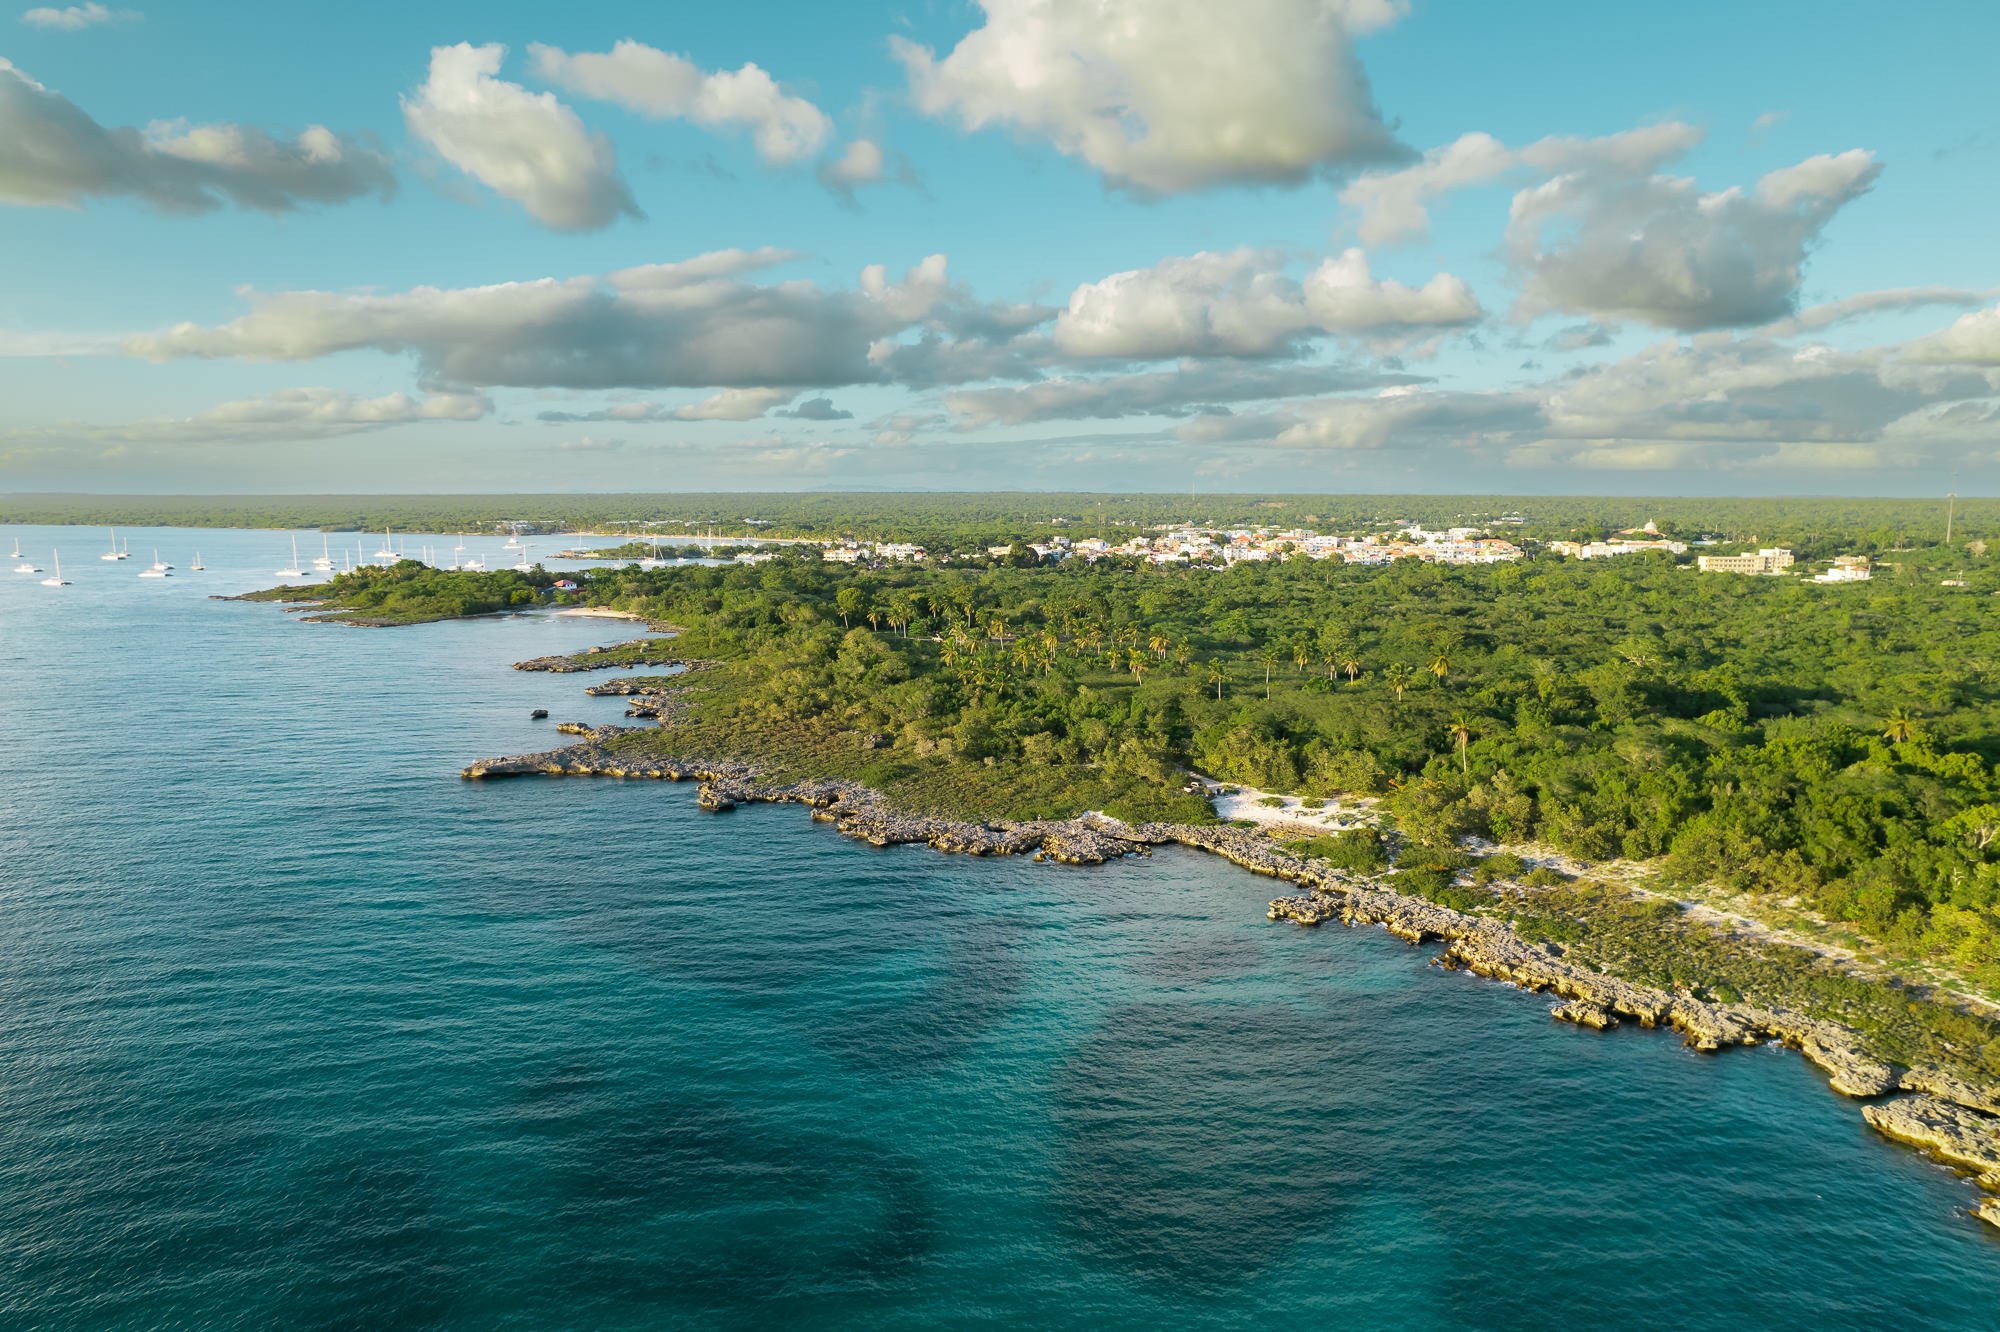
[512, 638, 692, 673]
[464, 720, 2000, 1233]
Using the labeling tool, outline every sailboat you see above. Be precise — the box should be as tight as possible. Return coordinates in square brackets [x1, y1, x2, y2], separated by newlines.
[190, 552, 206, 572]
[313, 534, 334, 571]
[15, 549, 42, 573]
[513, 543, 532, 573]
[375, 529, 397, 563]
[503, 528, 522, 550]
[149, 549, 173, 572]
[274, 536, 307, 578]
[8, 536, 19, 559]
[41, 550, 68, 586]
[100, 527, 128, 560]
[461, 547, 486, 571]
[139, 548, 172, 578]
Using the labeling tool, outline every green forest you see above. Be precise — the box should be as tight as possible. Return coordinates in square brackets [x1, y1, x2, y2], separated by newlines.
[5, 489, 1988, 554]
[551, 543, 2000, 995]
[243, 562, 551, 624]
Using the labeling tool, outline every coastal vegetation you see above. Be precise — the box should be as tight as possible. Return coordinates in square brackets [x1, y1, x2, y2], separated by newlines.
[242, 561, 553, 625]
[246, 524, 2000, 1067]
[552, 543, 2000, 1002]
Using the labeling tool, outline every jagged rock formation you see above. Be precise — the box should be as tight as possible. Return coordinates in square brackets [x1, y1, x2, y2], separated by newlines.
[1862, 1095, 2000, 1178]
[512, 639, 688, 673]
[1551, 999, 1618, 1030]
[461, 728, 2000, 1224]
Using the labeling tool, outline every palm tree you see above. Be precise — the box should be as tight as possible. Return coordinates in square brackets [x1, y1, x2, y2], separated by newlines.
[1259, 645, 1279, 698]
[1174, 638, 1194, 670]
[835, 585, 863, 629]
[1428, 650, 1452, 684]
[1149, 631, 1170, 659]
[1128, 648, 1149, 682]
[1385, 662, 1413, 704]
[1882, 706, 1917, 745]
[988, 615, 1006, 643]
[1340, 651, 1361, 684]
[1206, 661, 1228, 701]
[867, 606, 882, 632]
[1292, 638, 1312, 675]
[1447, 713, 1473, 775]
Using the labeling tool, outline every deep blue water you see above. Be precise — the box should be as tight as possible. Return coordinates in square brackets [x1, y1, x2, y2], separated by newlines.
[2, 524, 1997, 1330]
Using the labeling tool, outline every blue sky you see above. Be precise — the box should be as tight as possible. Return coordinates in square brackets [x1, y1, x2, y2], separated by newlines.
[3, 0, 1999, 494]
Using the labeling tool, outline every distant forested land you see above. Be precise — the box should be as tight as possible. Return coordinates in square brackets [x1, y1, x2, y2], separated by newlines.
[2, 491, 1987, 552]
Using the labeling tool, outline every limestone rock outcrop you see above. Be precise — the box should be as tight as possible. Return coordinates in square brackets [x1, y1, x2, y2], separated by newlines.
[1863, 1095, 2000, 1177]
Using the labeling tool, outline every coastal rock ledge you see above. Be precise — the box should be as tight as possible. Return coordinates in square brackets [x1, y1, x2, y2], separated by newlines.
[463, 730, 2000, 1223]
[1862, 1095, 2000, 1180]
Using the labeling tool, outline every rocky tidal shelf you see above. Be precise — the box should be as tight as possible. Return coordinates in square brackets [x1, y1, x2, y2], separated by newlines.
[512, 639, 689, 673]
[464, 722, 2000, 1234]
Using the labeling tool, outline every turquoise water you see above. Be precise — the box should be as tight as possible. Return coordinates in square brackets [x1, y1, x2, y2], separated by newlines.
[2, 525, 1997, 1330]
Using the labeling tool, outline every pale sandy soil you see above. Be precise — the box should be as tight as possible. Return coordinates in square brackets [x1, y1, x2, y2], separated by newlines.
[1193, 775, 1379, 833]
[1186, 774, 2000, 1013]
[553, 607, 643, 620]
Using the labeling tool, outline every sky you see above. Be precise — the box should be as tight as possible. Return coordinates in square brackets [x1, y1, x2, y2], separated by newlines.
[3, 0, 1999, 495]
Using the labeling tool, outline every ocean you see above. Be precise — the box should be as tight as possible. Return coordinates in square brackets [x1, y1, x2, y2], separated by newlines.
[1, 524, 1996, 1330]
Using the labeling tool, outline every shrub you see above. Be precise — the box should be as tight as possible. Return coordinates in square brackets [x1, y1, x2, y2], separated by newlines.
[1286, 828, 1389, 873]
[1474, 851, 1529, 883]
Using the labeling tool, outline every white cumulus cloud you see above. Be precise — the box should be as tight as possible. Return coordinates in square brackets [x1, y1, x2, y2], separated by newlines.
[1053, 247, 1479, 358]
[0, 57, 393, 212]
[1341, 122, 1704, 245]
[527, 39, 831, 166]
[1, 386, 489, 448]
[122, 249, 1034, 392]
[21, 3, 134, 29]
[894, 0, 1408, 194]
[1507, 148, 1882, 329]
[403, 42, 638, 232]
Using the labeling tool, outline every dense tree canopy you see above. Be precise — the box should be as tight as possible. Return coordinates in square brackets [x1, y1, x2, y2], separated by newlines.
[579, 544, 2000, 987]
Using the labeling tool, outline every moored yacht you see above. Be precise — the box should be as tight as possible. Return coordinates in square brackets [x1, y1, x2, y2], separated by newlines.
[313, 534, 334, 571]
[15, 552, 43, 573]
[274, 536, 307, 578]
[100, 527, 128, 560]
[190, 552, 206, 572]
[41, 551, 68, 586]
[139, 548, 172, 578]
